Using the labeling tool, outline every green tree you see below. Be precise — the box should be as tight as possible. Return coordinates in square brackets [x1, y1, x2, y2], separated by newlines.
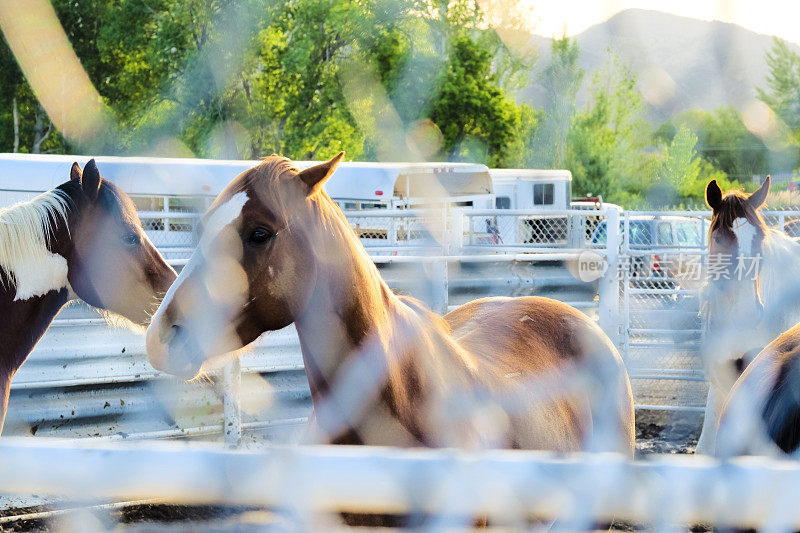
[242, 0, 369, 159]
[0, 0, 535, 165]
[758, 37, 800, 144]
[654, 107, 772, 182]
[0, 0, 115, 153]
[564, 54, 651, 203]
[531, 36, 584, 168]
[651, 125, 734, 207]
[428, 33, 522, 167]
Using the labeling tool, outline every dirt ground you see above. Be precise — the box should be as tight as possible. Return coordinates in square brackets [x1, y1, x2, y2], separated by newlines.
[635, 410, 703, 455]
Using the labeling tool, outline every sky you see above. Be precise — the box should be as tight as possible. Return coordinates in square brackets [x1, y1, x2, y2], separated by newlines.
[518, 0, 800, 44]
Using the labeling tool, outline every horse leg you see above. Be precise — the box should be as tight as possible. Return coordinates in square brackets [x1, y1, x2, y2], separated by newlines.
[0, 373, 12, 435]
[695, 385, 722, 454]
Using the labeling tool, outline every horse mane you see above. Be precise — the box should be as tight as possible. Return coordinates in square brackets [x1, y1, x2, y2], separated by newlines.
[710, 190, 769, 240]
[235, 155, 385, 274]
[0, 189, 71, 289]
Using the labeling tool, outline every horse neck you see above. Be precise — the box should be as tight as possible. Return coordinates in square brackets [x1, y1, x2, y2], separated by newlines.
[294, 211, 401, 388]
[292, 207, 477, 443]
[0, 282, 69, 376]
[759, 229, 800, 331]
[0, 188, 75, 375]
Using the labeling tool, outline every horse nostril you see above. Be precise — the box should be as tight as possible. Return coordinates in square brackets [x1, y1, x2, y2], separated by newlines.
[158, 323, 179, 345]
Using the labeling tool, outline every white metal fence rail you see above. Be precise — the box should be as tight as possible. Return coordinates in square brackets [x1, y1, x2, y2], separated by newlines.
[2, 439, 800, 530]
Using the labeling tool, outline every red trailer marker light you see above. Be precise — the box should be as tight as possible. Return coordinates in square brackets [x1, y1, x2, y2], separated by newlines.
[375, 190, 383, 196]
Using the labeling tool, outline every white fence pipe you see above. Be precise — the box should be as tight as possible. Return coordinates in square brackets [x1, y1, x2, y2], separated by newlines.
[0, 439, 799, 529]
[223, 357, 242, 447]
[370, 253, 601, 264]
[465, 209, 610, 216]
[598, 209, 622, 348]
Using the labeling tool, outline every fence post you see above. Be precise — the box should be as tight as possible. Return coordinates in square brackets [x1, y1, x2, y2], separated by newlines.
[425, 258, 449, 316]
[448, 207, 464, 255]
[598, 209, 623, 350]
[223, 357, 241, 447]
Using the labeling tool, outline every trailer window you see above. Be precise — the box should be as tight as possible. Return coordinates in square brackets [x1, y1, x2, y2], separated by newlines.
[495, 196, 511, 209]
[533, 183, 554, 205]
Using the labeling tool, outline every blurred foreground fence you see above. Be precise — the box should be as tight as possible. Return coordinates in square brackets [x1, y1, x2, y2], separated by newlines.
[3, 439, 800, 530]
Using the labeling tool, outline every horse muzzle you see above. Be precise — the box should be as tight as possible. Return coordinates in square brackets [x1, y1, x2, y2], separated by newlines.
[146, 321, 203, 380]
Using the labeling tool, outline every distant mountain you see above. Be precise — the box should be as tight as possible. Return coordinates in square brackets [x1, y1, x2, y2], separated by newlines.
[518, 9, 799, 123]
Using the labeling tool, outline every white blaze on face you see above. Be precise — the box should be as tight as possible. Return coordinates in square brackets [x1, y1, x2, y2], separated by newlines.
[729, 217, 764, 319]
[199, 192, 250, 255]
[732, 218, 758, 257]
[154, 192, 249, 318]
[147, 192, 249, 369]
[147, 191, 250, 366]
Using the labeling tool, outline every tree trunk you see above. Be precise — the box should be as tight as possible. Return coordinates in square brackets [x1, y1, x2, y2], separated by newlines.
[12, 97, 18, 153]
[31, 104, 52, 154]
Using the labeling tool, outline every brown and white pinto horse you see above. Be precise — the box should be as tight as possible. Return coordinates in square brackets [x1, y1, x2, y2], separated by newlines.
[146, 154, 634, 453]
[0, 159, 176, 434]
[697, 177, 800, 454]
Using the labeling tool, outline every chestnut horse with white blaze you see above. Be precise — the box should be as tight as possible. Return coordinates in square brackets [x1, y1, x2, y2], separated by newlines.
[0, 159, 176, 434]
[697, 177, 800, 454]
[146, 154, 634, 453]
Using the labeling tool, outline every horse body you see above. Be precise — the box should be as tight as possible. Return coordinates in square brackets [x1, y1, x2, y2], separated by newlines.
[717, 323, 800, 457]
[147, 154, 634, 454]
[0, 284, 70, 426]
[445, 297, 634, 452]
[714, 230, 800, 456]
[0, 160, 176, 433]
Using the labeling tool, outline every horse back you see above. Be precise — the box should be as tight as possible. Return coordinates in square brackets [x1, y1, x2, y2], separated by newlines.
[445, 296, 612, 369]
[444, 296, 635, 455]
[719, 323, 800, 456]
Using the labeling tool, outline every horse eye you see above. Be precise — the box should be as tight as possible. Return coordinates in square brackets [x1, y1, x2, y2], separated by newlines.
[246, 227, 274, 246]
[123, 233, 140, 246]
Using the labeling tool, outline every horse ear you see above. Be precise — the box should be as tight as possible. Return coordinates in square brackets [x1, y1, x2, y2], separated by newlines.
[80, 158, 102, 202]
[70, 162, 82, 181]
[297, 152, 344, 194]
[747, 175, 770, 210]
[705, 179, 723, 211]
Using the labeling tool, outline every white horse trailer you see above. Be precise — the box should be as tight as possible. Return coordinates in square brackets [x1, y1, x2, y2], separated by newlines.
[0, 153, 494, 252]
[0, 154, 585, 248]
[474, 169, 576, 246]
